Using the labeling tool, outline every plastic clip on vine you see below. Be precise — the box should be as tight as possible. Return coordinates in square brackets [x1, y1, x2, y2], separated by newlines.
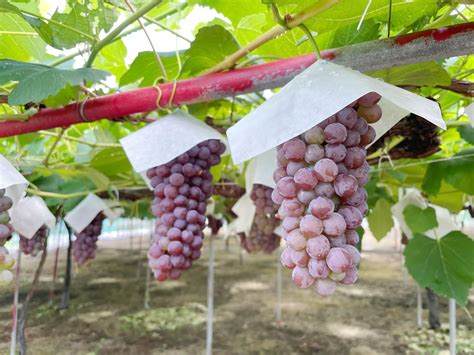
[240, 184, 280, 254]
[273, 92, 381, 296]
[0, 189, 15, 284]
[147, 139, 226, 282]
[72, 212, 105, 265]
[19, 225, 48, 257]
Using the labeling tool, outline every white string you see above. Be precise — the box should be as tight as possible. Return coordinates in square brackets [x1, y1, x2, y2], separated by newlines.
[370, 152, 474, 173]
[357, 0, 373, 31]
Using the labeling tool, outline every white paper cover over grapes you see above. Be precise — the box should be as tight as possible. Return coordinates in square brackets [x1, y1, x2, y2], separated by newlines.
[9, 196, 55, 239]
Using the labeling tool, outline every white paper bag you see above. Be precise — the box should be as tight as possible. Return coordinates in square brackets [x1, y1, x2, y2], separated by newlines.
[9, 196, 56, 239]
[228, 61, 445, 164]
[0, 154, 29, 206]
[64, 194, 115, 233]
[230, 194, 256, 234]
[391, 189, 459, 240]
[245, 148, 277, 192]
[120, 110, 228, 180]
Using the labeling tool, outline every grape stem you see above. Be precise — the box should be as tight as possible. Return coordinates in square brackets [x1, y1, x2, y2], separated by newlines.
[84, 0, 163, 68]
[49, 3, 187, 67]
[205, 0, 339, 74]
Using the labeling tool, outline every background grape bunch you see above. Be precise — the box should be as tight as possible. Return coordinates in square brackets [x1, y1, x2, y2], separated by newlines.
[147, 139, 226, 282]
[240, 184, 280, 254]
[272, 92, 381, 296]
[72, 212, 105, 266]
[0, 189, 15, 284]
[19, 225, 48, 257]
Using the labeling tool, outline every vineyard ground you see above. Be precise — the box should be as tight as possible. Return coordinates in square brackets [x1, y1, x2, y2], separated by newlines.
[0, 234, 473, 355]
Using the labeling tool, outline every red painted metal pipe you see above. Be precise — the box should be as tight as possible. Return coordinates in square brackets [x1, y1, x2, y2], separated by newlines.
[0, 23, 473, 138]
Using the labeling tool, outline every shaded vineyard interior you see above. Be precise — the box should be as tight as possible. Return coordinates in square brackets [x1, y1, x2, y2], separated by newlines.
[0, 235, 472, 355]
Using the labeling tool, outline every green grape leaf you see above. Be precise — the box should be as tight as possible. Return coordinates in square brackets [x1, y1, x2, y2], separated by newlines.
[369, 61, 451, 87]
[422, 149, 474, 196]
[0, 60, 108, 105]
[367, 198, 394, 241]
[404, 231, 474, 306]
[120, 51, 181, 87]
[234, 13, 267, 44]
[90, 147, 133, 178]
[458, 126, 474, 144]
[318, 19, 380, 50]
[182, 25, 239, 75]
[94, 39, 127, 79]
[97, 4, 117, 33]
[403, 205, 438, 234]
[0, 13, 46, 61]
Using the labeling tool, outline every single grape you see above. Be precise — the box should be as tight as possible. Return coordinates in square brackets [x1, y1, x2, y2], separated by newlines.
[326, 247, 352, 273]
[314, 158, 338, 182]
[338, 205, 363, 229]
[309, 197, 334, 220]
[292, 266, 315, 288]
[314, 278, 337, 296]
[336, 107, 357, 128]
[278, 198, 305, 218]
[306, 235, 330, 259]
[276, 177, 298, 198]
[344, 130, 361, 147]
[358, 104, 382, 124]
[325, 144, 347, 163]
[304, 144, 325, 164]
[282, 216, 301, 232]
[283, 139, 306, 161]
[324, 123, 347, 144]
[340, 266, 358, 285]
[334, 174, 358, 198]
[345, 229, 360, 246]
[329, 233, 346, 247]
[294, 168, 318, 190]
[286, 229, 306, 251]
[360, 125, 376, 146]
[290, 249, 310, 267]
[322, 212, 346, 236]
[286, 161, 306, 176]
[314, 182, 335, 198]
[357, 92, 381, 106]
[343, 244, 361, 265]
[303, 126, 325, 144]
[299, 215, 323, 237]
[308, 258, 330, 279]
[344, 147, 366, 169]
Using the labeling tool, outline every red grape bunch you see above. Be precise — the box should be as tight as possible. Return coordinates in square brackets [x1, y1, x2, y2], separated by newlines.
[72, 213, 105, 266]
[240, 184, 280, 254]
[147, 139, 226, 282]
[19, 225, 48, 256]
[0, 189, 15, 283]
[273, 92, 381, 296]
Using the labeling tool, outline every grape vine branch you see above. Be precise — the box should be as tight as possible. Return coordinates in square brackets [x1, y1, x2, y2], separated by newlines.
[0, 23, 472, 138]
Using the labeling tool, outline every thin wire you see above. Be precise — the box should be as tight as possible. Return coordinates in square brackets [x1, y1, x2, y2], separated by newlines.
[357, 0, 373, 31]
[370, 152, 474, 173]
[388, 0, 393, 38]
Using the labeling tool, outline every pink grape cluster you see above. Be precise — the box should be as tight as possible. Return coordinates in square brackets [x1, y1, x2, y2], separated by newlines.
[19, 226, 48, 257]
[147, 139, 226, 282]
[0, 189, 15, 284]
[72, 213, 105, 265]
[273, 92, 380, 296]
[240, 184, 280, 254]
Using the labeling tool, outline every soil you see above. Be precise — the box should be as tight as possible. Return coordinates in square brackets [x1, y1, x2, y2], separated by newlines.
[0, 233, 472, 355]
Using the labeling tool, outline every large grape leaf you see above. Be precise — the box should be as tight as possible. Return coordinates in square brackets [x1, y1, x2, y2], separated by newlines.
[90, 147, 133, 178]
[458, 126, 474, 144]
[0, 13, 46, 61]
[369, 62, 451, 87]
[94, 39, 128, 79]
[120, 52, 182, 87]
[422, 149, 474, 195]
[317, 19, 380, 50]
[367, 198, 394, 241]
[182, 25, 240, 75]
[403, 205, 438, 234]
[305, 0, 438, 35]
[26, 4, 96, 49]
[404, 231, 474, 306]
[0, 60, 108, 105]
[234, 13, 267, 44]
